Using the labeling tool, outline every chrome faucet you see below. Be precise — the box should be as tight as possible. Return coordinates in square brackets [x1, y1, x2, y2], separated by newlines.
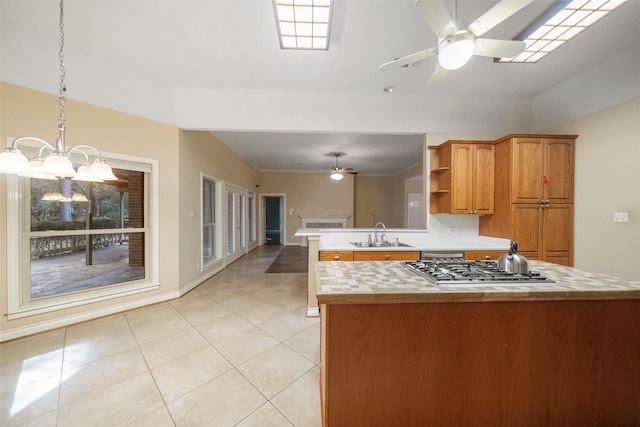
[374, 222, 386, 244]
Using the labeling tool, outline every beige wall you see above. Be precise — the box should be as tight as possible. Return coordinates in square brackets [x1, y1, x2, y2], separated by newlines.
[177, 130, 259, 287]
[354, 176, 393, 228]
[545, 96, 640, 281]
[0, 82, 180, 338]
[258, 172, 355, 244]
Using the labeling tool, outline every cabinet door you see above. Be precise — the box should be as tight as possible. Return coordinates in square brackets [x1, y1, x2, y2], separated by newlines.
[450, 144, 474, 214]
[464, 250, 506, 261]
[473, 144, 495, 214]
[512, 138, 544, 203]
[511, 204, 542, 256]
[542, 204, 573, 265]
[544, 139, 574, 203]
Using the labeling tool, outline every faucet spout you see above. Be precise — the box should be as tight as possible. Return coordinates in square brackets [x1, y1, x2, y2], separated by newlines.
[374, 222, 386, 244]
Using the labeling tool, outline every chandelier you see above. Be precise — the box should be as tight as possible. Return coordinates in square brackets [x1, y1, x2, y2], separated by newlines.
[0, 0, 117, 182]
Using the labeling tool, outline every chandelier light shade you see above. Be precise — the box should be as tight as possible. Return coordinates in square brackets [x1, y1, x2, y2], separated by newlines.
[438, 31, 475, 70]
[41, 192, 89, 202]
[0, 149, 31, 174]
[0, 0, 117, 183]
[42, 153, 76, 177]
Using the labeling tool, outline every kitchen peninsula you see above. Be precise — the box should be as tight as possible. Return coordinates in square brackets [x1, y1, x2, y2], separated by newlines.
[295, 228, 510, 316]
[317, 260, 640, 426]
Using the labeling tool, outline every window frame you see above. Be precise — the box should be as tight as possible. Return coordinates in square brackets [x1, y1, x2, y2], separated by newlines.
[201, 173, 222, 270]
[6, 152, 160, 320]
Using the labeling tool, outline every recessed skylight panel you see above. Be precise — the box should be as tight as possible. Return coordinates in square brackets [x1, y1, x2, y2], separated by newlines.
[274, 0, 332, 50]
[499, 0, 627, 63]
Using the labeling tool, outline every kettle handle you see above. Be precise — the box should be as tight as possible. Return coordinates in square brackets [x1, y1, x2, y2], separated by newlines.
[510, 241, 518, 254]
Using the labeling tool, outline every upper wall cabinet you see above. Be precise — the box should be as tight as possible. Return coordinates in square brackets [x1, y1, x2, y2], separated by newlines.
[429, 141, 495, 215]
[511, 137, 575, 204]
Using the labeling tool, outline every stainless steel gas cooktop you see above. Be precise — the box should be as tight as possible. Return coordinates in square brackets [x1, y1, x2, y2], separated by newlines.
[403, 260, 555, 286]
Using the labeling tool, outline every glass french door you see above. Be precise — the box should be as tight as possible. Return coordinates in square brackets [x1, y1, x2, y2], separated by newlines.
[225, 184, 246, 263]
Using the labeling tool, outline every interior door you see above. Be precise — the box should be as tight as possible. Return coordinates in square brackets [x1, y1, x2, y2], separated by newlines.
[407, 193, 424, 228]
[225, 184, 246, 264]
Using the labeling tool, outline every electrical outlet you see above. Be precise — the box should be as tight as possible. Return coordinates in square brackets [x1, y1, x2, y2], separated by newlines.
[613, 212, 629, 223]
[448, 227, 455, 233]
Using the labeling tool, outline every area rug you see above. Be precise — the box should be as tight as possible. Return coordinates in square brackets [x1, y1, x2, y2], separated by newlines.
[266, 246, 309, 273]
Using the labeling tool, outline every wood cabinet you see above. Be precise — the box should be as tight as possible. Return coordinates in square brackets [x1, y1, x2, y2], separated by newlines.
[353, 251, 420, 261]
[319, 251, 354, 261]
[319, 250, 419, 261]
[463, 250, 507, 261]
[320, 299, 640, 426]
[511, 136, 574, 203]
[429, 141, 495, 215]
[479, 134, 577, 266]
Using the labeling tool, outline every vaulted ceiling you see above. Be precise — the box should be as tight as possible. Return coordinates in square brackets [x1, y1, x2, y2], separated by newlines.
[2, 1, 639, 175]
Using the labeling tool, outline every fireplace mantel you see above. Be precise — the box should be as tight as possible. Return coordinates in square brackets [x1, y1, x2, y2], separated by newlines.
[299, 214, 350, 229]
[299, 215, 350, 247]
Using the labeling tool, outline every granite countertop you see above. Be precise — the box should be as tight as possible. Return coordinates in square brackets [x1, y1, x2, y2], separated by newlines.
[317, 260, 640, 304]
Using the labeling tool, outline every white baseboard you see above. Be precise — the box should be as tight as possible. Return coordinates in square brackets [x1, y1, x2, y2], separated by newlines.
[180, 264, 224, 296]
[0, 291, 180, 343]
[306, 307, 319, 317]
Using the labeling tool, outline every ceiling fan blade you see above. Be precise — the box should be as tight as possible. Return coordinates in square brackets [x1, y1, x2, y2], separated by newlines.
[427, 63, 448, 87]
[415, 0, 456, 38]
[469, 0, 534, 37]
[379, 47, 438, 71]
[474, 38, 526, 58]
[345, 170, 358, 175]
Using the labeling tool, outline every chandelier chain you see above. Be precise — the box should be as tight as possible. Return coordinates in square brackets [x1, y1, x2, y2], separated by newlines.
[58, 0, 66, 126]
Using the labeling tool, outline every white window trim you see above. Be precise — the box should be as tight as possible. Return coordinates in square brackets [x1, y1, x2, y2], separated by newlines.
[6, 152, 160, 320]
[201, 172, 223, 271]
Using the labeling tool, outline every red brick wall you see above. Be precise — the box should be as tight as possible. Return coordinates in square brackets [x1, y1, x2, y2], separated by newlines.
[128, 172, 145, 267]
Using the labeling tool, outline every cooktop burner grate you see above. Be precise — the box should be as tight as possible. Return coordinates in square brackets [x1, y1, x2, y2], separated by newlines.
[403, 260, 555, 286]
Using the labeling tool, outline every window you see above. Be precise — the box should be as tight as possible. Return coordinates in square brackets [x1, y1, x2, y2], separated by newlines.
[202, 175, 221, 268]
[6, 153, 158, 319]
[248, 191, 256, 244]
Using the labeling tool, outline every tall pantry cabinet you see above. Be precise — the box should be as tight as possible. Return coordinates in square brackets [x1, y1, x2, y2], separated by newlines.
[479, 134, 577, 266]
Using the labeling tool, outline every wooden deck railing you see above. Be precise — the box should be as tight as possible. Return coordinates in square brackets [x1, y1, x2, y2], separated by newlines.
[30, 234, 128, 259]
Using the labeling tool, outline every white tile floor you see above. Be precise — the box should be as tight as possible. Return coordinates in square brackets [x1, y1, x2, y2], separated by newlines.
[0, 246, 321, 427]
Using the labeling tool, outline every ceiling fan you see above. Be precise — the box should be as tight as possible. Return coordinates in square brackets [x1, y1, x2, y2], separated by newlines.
[329, 153, 357, 181]
[380, 0, 533, 87]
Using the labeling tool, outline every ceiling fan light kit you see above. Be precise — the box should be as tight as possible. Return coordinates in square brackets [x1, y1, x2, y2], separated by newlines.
[438, 30, 475, 70]
[330, 171, 344, 181]
[328, 153, 357, 180]
[379, 0, 534, 86]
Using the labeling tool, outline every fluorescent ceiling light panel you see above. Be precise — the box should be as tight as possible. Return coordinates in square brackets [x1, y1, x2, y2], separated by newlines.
[499, 0, 627, 63]
[274, 0, 332, 50]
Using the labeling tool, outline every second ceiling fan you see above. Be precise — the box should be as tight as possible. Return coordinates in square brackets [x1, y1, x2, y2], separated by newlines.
[330, 153, 357, 181]
[380, 0, 533, 87]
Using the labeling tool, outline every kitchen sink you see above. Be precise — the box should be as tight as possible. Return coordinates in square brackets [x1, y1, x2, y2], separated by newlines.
[350, 241, 413, 248]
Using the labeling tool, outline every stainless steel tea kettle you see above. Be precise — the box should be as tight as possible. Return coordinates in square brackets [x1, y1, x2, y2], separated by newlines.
[498, 241, 529, 274]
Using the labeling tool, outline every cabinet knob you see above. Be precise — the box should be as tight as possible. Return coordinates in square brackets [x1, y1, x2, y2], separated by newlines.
[485, 255, 492, 260]
[334, 255, 340, 260]
[385, 255, 390, 259]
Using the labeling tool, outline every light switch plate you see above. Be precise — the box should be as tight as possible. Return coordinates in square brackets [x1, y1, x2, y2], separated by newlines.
[613, 212, 629, 223]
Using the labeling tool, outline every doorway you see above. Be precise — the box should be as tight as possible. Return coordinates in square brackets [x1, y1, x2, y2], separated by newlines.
[225, 184, 247, 263]
[264, 195, 285, 245]
[407, 193, 424, 228]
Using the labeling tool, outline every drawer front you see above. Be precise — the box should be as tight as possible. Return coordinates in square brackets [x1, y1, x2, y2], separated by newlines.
[319, 251, 354, 261]
[463, 250, 507, 261]
[354, 251, 421, 261]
